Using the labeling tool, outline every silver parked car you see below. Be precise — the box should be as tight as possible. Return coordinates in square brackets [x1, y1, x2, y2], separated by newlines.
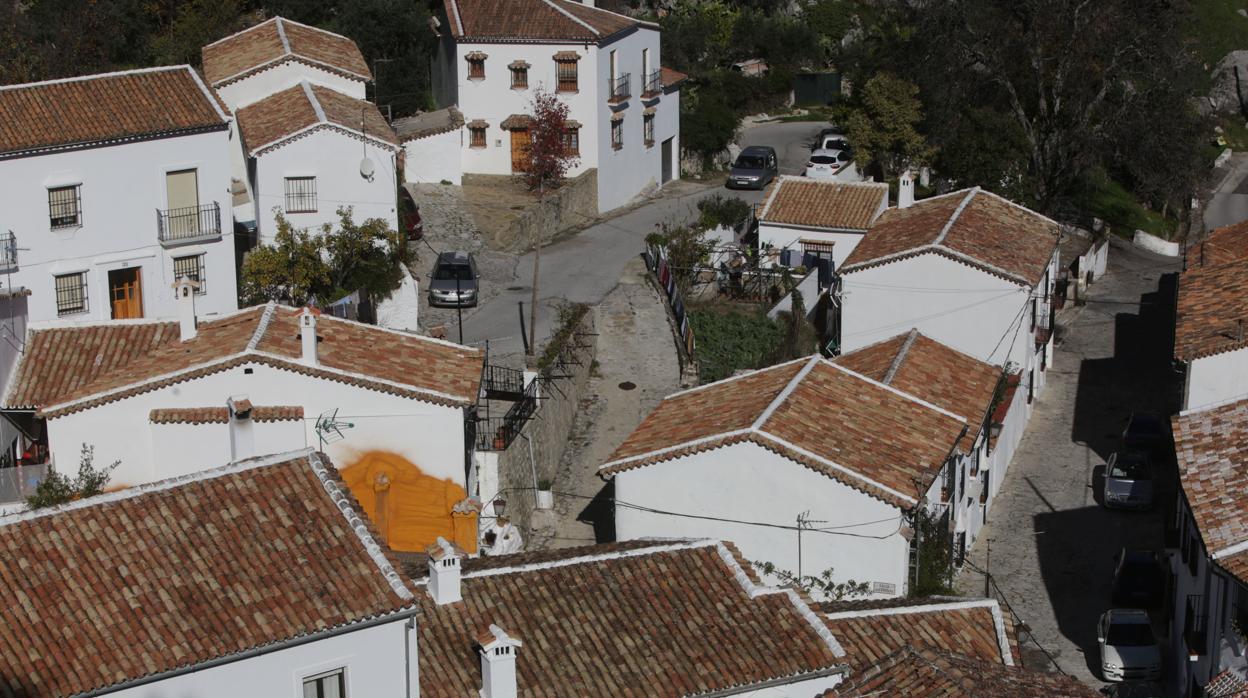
[1104, 450, 1154, 509]
[1098, 609, 1161, 682]
[428, 251, 479, 308]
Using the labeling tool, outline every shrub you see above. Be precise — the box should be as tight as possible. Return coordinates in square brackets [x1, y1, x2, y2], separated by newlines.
[697, 195, 752, 231]
[27, 444, 118, 510]
[689, 306, 785, 383]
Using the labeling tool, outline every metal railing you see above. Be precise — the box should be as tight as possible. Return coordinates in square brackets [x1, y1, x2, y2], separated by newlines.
[0, 231, 16, 272]
[482, 364, 527, 401]
[609, 73, 631, 102]
[157, 202, 222, 245]
[644, 69, 662, 95]
[475, 377, 539, 452]
[0, 463, 48, 503]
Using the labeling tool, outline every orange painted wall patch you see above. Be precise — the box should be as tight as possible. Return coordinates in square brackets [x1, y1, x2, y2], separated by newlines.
[338, 450, 477, 553]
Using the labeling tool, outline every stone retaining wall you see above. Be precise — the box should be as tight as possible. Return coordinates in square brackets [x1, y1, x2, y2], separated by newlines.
[465, 169, 598, 251]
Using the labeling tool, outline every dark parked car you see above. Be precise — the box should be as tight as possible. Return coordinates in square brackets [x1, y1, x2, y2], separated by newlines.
[428, 251, 479, 308]
[1104, 450, 1154, 509]
[1112, 549, 1165, 608]
[1123, 412, 1168, 453]
[726, 146, 778, 190]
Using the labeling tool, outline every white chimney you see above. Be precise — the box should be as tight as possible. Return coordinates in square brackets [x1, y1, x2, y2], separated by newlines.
[227, 395, 255, 461]
[580, 0, 595, 6]
[427, 536, 463, 605]
[478, 624, 522, 698]
[299, 307, 319, 366]
[173, 277, 199, 341]
[898, 170, 915, 209]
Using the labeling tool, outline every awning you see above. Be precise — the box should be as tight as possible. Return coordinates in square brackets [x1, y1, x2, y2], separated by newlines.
[610, 112, 625, 122]
[642, 106, 657, 115]
[500, 114, 533, 130]
[466, 119, 489, 129]
[465, 51, 488, 60]
[553, 51, 580, 61]
[564, 120, 582, 129]
[799, 239, 836, 253]
[508, 60, 531, 69]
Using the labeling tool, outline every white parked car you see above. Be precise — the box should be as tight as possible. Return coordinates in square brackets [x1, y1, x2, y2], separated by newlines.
[1098, 609, 1161, 682]
[805, 149, 853, 179]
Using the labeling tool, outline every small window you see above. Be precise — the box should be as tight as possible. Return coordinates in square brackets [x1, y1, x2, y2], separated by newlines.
[469, 126, 487, 149]
[303, 668, 345, 698]
[48, 185, 82, 229]
[510, 65, 528, 89]
[562, 127, 580, 156]
[173, 254, 206, 295]
[467, 57, 485, 80]
[54, 272, 89, 316]
[611, 119, 623, 150]
[643, 112, 655, 146]
[556, 60, 578, 92]
[284, 177, 317, 213]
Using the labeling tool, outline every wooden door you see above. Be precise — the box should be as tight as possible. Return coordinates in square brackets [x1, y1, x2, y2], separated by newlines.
[165, 169, 200, 237]
[109, 268, 143, 319]
[510, 128, 530, 173]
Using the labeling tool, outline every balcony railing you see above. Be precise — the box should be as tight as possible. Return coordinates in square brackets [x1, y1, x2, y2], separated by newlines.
[0, 463, 48, 503]
[643, 69, 662, 96]
[157, 202, 222, 247]
[608, 73, 631, 102]
[0, 231, 16, 272]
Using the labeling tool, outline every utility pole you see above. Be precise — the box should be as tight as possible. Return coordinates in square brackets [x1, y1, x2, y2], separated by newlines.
[527, 180, 543, 356]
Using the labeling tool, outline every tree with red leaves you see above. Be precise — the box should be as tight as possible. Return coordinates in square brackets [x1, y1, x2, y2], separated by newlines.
[522, 87, 579, 193]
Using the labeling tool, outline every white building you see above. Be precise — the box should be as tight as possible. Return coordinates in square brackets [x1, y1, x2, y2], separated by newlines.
[1167, 401, 1248, 695]
[601, 353, 978, 598]
[756, 177, 889, 271]
[0, 66, 239, 326]
[0, 295, 484, 552]
[395, 107, 466, 186]
[1175, 222, 1248, 411]
[0, 449, 420, 698]
[431, 0, 684, 213]
[836, 184, 1061, 407]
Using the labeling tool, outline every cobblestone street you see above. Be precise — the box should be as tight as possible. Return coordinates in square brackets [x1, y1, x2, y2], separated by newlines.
[956, 240, 1182, 687]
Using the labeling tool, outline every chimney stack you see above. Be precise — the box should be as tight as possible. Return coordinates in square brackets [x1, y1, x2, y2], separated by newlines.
[174, 277, 200, 341]
[299, 307, 319, 366]
[227, 395, 255, 461]
[477, 624, 522, 698]
[427, 536, 463, 605]
[898, 170, 915, 209]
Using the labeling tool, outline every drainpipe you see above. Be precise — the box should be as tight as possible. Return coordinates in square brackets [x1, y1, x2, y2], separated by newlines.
[518, 432, 539, 507]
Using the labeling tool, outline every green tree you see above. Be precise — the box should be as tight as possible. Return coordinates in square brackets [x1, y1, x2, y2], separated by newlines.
[240, 211, 331, 306]
[321, 208, 409, 302]
[681, 88, 740, 166]
[754, 561, 871, 600]
[149, 0, 247, 66]
[27, 444, 119, 510]
[846, 73, 934, 181]
[660, 1, 740, 73]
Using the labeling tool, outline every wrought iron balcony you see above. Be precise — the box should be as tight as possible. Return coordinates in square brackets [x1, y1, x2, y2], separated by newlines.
[0, 231, 16, 272]
[157, 202, 222, 247]
[608, 73, 631, 103]
[643, 69, 662, 97]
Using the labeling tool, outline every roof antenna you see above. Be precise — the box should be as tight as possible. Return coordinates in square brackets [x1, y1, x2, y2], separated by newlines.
[314, 408, 355, 449]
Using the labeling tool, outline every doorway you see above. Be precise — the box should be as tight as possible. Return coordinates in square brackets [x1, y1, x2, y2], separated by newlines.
[661, 137, 674, 183]
[108, 267, 143, 319]
[510, 128, 530, 173]
[165, 169, 200, 238]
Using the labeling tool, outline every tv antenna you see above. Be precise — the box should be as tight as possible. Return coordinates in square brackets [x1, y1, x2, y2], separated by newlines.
[314, 408, 355, 449]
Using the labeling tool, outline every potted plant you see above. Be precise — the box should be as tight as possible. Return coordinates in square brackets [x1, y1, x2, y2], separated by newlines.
[536, 479, 554, 510]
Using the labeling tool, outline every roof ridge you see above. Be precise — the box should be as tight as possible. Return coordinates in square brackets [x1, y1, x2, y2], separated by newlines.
[275, 16, 293, 54]
[203, 15, 360, 50]
[0, 448, 316, 527]
[660, 356, 812, 401]
[425, 539, 722, 581]
[300, 80, 327, 123]
[931, 188, 978, 247]
[881, 329, 919, 385]
[823, 360, 968, 424]
[247, 302, 277, 350]
[541, 0, 600, 35]
[752, 355, 821, 430]
[0, 65, 191, 92]
[184, 66, 231, 121]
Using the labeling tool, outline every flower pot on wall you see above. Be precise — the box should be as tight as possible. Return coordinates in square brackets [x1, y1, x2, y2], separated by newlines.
[535, 489, 554, 510]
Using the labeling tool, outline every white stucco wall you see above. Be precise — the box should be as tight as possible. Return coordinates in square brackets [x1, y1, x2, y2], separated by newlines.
[110, 615, 416, 698]
[403, 129, 464, 185]
[253, 130, 398, 243]
[149, 419, 307, 478]
[613, 441, 909, 597]
[758, 223, 866, 271]
[1, 131, 239, 325]
[1185, 348, 1248, 411]
[45, 361, 468, 489]
[216, 62, 366, 111]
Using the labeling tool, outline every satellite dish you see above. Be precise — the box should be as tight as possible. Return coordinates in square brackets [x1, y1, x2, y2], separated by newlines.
[359, 157, 376, 179]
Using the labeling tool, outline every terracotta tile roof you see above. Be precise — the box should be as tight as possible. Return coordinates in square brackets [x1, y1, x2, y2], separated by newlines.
[443, 0, 648, 43]
[0, 450, 414, 697]
[1192, 220, 1248, 269]
[406, 539, 847, 697]
[842, 189, 1060, 285]
[1175, 260, 1248, 361]
[834, 330, 1002, 430]
[235, 81, 396, 156]
[820, 598, 1016, 671]
[1206, 669, 1248, 698]
[393, 106, 465, 141]
[759, 177, 889, 231]
[6, 304, 483, 417]
[826, 647, 1096, 697]
[201, 16, 371, 87]
[661, 66, 689, 89]
[601, 356, 969, 506]
[0, 66, 228, 158]
[148, 405, 304, 424]
[1172, 400, 1248, 581]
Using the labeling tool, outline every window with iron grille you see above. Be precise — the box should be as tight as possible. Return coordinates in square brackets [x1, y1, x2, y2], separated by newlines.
[643, 112, 655, 146]
[510, 66, 528, 89]
[54, 272, 89, 316]
[48, 185, 82, 229]
[284, 177, 317, 213]
[469, 126, 487, 148]
[556, 60, 578, 92]
[562, 127, 580, 156]
[611, 119, 623, 150]
[467, 57, 485, 79]
[173, 254, 206, 295]
[302, 668, 346, 698]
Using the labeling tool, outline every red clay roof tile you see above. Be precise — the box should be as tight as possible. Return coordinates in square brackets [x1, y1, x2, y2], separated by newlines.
[148, 405, 303, 424]
[827, 647, 1096, 697]
[235, 82, 396, 155]
[820, 598, 1015, 670]
[1172, 400, 1248, 581]
[1175, 260, 1248, 361]
[444, 0, 645, 42]
[201, 17, 371, 87]
[759, 178, 889, 231]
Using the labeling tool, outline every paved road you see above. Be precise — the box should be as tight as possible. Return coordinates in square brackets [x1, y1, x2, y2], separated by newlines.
[1204, 153, 1248, 231]
[956, 241, 1182, 687]
[461, 120, 829, 356]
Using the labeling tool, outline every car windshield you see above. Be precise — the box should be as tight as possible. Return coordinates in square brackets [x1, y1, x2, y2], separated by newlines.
[810, 155, 836, 164]
[1109, 455, 1151, 480]
[1128, 415, 1163, 434]
[736, 156, 767, 169]
[435, 263, 473, 281]
[1106, 622, 1155, 647]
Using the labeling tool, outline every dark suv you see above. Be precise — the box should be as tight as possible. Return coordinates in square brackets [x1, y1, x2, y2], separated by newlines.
[428, 251, 479, 308]
[726, 146, 779, 189]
